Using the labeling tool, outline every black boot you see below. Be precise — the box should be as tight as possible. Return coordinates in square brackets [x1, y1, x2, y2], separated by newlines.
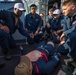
[2, 48, 11, 60]
[4, 51, 11, 60]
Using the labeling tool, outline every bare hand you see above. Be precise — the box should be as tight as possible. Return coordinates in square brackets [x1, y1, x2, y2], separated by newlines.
[53, 31, 58, 36]
[72, 21, 76, 25]
[59, 40, 65, 46]
[60, 33, 65, 41]
[46, 23, 50, 28]
[29, 33, 34, 39]
[25, 28, 28, 32]
[57, 30, 61, 34]
[1, 26, 10, 33]
[35, 31, 39, 36]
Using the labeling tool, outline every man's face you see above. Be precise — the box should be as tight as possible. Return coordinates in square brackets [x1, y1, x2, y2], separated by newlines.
[40, 13, 44, 18]
[53, 14, 60, 19]
[14, 8, 23, 17]
[49, 9, 53, 16]
[30, 7, 36, 15]
[62, 4, 75, 16]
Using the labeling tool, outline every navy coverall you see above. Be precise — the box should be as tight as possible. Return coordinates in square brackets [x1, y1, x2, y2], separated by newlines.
[50, 15, 64, 43]
[31, 41, 60, 75]
[24, 13, 43, 44]
[0, 10, 28, 53]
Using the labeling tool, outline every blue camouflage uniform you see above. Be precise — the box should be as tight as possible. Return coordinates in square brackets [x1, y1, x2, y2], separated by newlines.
[24, 13, 44, 44]
[57, 13, 76, 59]
[0, 10, 28, 53]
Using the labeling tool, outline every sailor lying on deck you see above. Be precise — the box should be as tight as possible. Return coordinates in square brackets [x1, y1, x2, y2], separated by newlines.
[15, 41, 60, 75]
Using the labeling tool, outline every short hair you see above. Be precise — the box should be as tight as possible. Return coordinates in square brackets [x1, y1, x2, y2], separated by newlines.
[49, 8, 54, 11]
[62, 0, 76, 6]
[30, 4, 37, 9]
[40, 13, 44, 15]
